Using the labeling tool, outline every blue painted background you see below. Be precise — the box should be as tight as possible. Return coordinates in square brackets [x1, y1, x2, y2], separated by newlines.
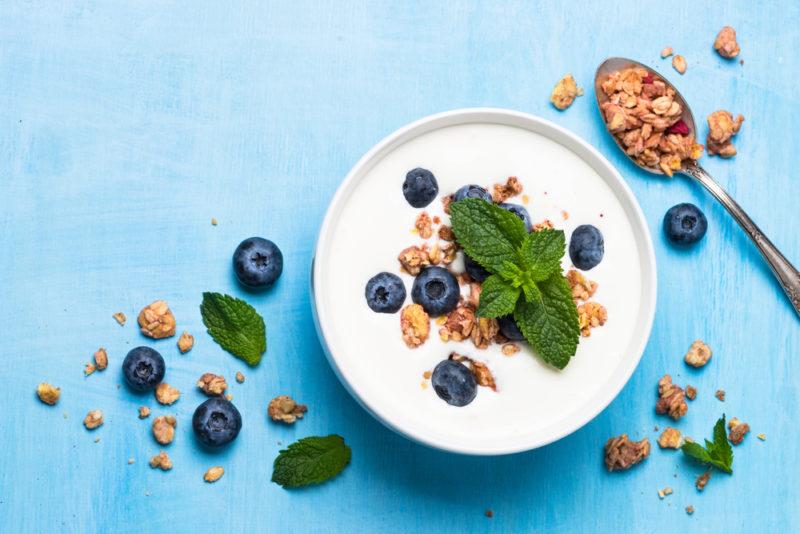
[1, 1, 798, 532]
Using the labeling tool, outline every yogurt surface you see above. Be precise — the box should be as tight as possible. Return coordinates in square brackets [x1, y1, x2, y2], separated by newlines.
[315, 117, 651, 452]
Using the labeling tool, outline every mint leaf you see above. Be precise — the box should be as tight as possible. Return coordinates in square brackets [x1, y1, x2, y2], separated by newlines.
[200, 292, 266, 366]
[476, 275, 520, 318]
[450, 199, 527, 273]
[680, 416, 733, 474]
[520, 229, 566, 281]
[271, 435, 351, 488]
[513, 273, 580, 369]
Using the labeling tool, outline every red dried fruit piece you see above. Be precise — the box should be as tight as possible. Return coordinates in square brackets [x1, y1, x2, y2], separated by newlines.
[667, 119, 690, 135]
[642, 73, 654, 84]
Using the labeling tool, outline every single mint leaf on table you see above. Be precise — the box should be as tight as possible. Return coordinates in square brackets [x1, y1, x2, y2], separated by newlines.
[680, 415, 733, 474]
[200, 292, 266, 366]
[513, 272, 580, 370]
[520, 229, 566, 282]
[271, 435, 352, 488]
[449, 198, 527, 273]
[476, 275, 520, 318]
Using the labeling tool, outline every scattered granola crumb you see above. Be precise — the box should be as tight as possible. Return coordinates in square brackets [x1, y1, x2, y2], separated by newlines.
[469, 359, 497, 391]
[138, 300, 176, 339]
[268, 395, 308, 424]
[501, 343, 520, 356]
[728, 417, 750, 445]
[84, 362, 96, 376]
[656, 374, 688, 420]
[83, 410, 104, 430]
[155, 383, 181, 405]
[152, 415, 177, 445]
[225, 393, 233, 401]
[235, 371, 245, 384]
[93, 348, 108, 370]
[471, 317, 500, 349]
[714, 26, 740, 59]
[550, 74, 582, 110]
[658, 427, 683, 449]
[177, 331, 194, 353]
[604, 434, 651, 471]
[128, 458, 135, 465]
[149, 451, 173, 471]
[658, 487, 673, 499]
[439, 304, 475, 342]
[686, 385, 697, 400]
[438, 224, 455, 242]
[522, 194, 529, 204]
[422, 371, 432, 380]
[560, 210, 569, 220]
[415, 212, 433, 239]
[707, 110, 744, 158]
[661, 46, 673, 58]
[686, 505, 695, 515]
[492, 176, 524, 203]
[577, 302, 607, 337]
[442, 194, 453, 214]
[400, 304, 430, 348]
[36, 383, 61, 405]
[485, 510, 494, 519]
[197, 373, 227, 396]
[684, 340, 712, 367]
[715, 389, 726, 402]
[532, 219, 554, 232]
[695, 471, 711, 491]
[757, 433, 766, 441]
[112, 312, 127, 326]
[138, 406, 151, 419]
[440, 242, 457, 265]
[211, 217, 218, 226]
[398, 245, 430, 275]
[433, 216, 440, 225]
[567, 269, 598, 302]
[672, 54, 687, 74]
[420, 380, 428, 390]
[204, 466, 225, 483]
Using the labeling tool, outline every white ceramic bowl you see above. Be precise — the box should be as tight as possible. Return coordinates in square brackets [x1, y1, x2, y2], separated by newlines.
[312, 108, 656, 455]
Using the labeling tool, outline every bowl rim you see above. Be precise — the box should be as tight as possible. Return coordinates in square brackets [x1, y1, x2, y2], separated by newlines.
[311, 107, 657, 455]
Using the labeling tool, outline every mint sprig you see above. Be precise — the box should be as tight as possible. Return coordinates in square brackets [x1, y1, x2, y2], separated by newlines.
[200, 292, 266, 366]
[681, 415, 734, 474]
[450, 198, 580, 369]
[271, 435, 352, 488]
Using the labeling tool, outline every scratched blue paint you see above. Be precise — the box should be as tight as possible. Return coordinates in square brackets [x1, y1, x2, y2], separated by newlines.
[1, 1, 798, 532]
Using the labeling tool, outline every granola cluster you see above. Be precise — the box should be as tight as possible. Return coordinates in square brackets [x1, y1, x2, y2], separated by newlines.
[714, 26, 740, 59]
[414, 212, 433, 238]
[706, 110, 744, 158]
[155, 383, 181, 405]
[600, 67, 703, 176]
[728, 417, 750, 445]
[491, 176, 524, 203]
[138, 300, 176, 339]
[655, 374, 688, 420]
[83, 410, 104, 430]
[37, 383, 61, 405]
[449, 353, 497, 391]
[268, 395, 307, 424]
[684, 339, 712, 367]
[204, 466, 224, 483]
[400, 304, 430, 348]
[567, 270, 606, 337]
[149, 451, 173, 471]
[550, 74, 583, 111]
[197, 373, 227, 396]
[657, 427, 683, 449]
[604, 434, 651, 471]
[152, 415, 177, 445]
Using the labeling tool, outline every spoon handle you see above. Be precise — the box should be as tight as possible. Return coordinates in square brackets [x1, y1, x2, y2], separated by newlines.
[682, 162, 800, 318]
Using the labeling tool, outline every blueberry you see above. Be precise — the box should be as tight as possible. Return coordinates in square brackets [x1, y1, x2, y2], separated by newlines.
[233, 237, 283, 288]
[453, 184, 492, 203]
[192, 398, 242, 448]
[365, 272, 406, 313]
[411, 266, 460, 316]
[122, 347, 165, 392]
[402, 168, 438, 208]
[663, 203, 707, 245]
[499, 203, 533, 232]
[569, 225, 605, 270]
[464, 254, 490, 283]
[431, 360, 477, 407]
[498, 315, 525, 341]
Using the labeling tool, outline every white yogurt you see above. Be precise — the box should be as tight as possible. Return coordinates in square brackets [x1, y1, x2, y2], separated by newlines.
[315, 115, 652, 453]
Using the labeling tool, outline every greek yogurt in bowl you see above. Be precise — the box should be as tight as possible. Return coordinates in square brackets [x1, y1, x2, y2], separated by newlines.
[312, 108, 656, 455]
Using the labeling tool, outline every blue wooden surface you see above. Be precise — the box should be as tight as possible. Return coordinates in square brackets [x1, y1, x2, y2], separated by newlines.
[1, 1, 798, 532]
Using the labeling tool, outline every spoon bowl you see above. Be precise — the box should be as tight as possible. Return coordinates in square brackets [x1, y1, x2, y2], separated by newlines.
[594, 57, 800, 317]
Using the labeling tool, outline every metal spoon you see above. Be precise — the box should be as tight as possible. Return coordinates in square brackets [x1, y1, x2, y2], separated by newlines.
[595, 57, 800, 318]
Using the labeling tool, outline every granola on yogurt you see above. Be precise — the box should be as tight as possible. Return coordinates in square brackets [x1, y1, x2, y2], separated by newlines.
[599, 66, 703, 176]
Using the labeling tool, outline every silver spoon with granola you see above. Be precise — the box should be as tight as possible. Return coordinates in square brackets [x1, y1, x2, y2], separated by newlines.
[595, 57, 800, 318]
